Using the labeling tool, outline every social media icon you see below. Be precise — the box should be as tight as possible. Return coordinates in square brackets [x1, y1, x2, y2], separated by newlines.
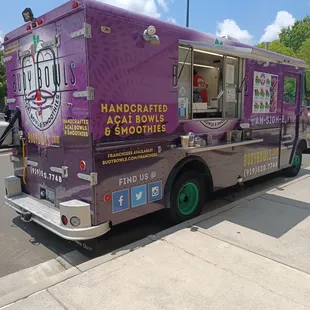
[131, 185, 147, 208]
[135, 192, 143, 200]
[112, 189, 129, 213]
[148, 181, 162, 203]
[152, 186, 159, 197]
[119, 195, 124, 206]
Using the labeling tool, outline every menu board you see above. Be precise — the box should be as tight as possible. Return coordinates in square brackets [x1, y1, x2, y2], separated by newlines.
[252, 71, 278, 113]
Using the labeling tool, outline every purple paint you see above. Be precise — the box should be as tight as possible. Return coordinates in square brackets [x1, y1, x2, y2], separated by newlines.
[2, 0, 309, 243]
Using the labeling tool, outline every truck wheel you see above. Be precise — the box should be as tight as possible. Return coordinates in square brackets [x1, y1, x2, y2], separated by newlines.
[283, 147, 302, 177]
[169, 171, 206, 223]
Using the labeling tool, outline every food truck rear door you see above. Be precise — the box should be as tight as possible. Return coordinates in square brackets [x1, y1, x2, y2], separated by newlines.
[279, 72, 301, 167]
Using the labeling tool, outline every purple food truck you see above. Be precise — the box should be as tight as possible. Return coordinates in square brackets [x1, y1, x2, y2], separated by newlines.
[1, 0, 310, 251]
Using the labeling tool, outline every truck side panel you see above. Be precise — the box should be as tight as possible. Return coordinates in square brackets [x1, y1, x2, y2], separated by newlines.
[86, 6, 180, 144]
[85, 4, 300, 226]
[86, 6, 184, 225]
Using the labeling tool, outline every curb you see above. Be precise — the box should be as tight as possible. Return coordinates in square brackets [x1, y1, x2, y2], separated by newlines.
[0, 268, 80, 308]
[0, 199, 247, 309]
[1, 173, 309, 308]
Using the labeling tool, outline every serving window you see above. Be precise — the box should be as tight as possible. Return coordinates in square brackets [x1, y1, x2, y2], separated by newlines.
[177, 45, 242, 120]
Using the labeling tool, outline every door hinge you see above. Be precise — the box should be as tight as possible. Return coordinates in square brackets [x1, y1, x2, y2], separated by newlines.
[50, 166, 69, 178]
[10, 155, 20, 163]
[41, 35, 61, 48]
[18, 50, 31, 58]
[4, 97, 16, 105]
[77, 172, 98, 186]
[1, 55, 12, 65]
[73, 87, 94, 100]
[70, 23, 92, 39]
[26, 158, 38, 167]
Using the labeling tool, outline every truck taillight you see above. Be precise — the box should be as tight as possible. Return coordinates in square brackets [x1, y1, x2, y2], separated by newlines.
[12, 148, 18, 155]
[26, 19, 43, 31]
[104, 193, 111, 203]
[72, 1, 79, 9]
[61, 215, 68, 226]
[80, 160, 86, 170]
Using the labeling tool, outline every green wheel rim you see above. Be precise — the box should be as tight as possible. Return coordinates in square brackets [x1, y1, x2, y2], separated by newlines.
[177, 182, 199, 216]
[292, 152, 300, 167]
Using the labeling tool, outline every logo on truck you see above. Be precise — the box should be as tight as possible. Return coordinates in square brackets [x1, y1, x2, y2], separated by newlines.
[13, 35, 76, 131]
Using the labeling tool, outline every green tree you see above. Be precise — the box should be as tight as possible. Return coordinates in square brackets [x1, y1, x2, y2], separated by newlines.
[256, 40, 296, 58]
[297, 38, 310, 100]
[258, 17, 310, 103]
[297, 38, 310, 64]
[279, 16, 310, 53]
[0, 49, 7, 112]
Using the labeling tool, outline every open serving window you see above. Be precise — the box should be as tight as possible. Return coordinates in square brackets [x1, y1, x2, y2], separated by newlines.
[177, 40, 308, 121]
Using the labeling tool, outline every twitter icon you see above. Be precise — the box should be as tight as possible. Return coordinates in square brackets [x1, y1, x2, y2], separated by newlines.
[131, 184, 147, 208]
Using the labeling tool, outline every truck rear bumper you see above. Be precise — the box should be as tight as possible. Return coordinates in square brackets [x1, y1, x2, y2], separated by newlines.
[5, 194, 110, 241]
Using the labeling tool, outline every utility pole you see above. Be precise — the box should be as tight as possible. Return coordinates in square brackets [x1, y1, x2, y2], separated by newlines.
[186, 0, 189, 27]
[264, 42, 269, 50]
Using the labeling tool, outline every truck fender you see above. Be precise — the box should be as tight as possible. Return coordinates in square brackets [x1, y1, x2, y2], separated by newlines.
[297, 138, 307, 152]
[164, 155, 213, 209]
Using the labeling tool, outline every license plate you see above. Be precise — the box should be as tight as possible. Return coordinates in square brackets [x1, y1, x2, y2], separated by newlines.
[39, 186, 55, 205]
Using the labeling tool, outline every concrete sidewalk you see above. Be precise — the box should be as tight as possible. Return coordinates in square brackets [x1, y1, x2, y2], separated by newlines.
[2, 174, 310, 309]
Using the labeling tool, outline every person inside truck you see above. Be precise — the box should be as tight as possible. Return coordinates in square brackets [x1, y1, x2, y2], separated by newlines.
[193, 68, 208, 103]
[191, 50, 224, 118]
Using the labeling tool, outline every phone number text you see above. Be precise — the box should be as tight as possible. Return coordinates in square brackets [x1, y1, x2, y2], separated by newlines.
[244, 160, 278, 178]
[30, 167, 63, 183]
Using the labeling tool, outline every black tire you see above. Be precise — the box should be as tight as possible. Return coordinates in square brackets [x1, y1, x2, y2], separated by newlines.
[283, 147, 302, 177]
[169, 171, 206, 223]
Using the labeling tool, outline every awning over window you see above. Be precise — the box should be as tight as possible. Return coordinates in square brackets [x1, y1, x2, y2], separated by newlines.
[179, 40, 308, 69]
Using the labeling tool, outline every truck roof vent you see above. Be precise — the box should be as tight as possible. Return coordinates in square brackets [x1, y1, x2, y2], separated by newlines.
[221, 34, 240, 42]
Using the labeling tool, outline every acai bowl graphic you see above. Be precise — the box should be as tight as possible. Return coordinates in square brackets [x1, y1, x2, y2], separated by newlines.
[24, 89, 61, 131]
[260, 73, 266, 85]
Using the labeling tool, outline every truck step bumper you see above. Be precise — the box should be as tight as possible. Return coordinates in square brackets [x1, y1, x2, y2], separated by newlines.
[5, 194, 110, 241]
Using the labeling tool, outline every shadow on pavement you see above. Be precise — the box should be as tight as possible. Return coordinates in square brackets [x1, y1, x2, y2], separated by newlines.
[195, 194, 310, 239]
[10, 165, 310, 266]
[11, 208, 171, 264]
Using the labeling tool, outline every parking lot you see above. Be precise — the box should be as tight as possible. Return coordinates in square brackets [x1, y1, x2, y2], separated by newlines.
[1, 150, 310, 279]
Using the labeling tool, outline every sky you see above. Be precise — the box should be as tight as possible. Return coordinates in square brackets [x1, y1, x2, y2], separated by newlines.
[0, 0, 309, 45]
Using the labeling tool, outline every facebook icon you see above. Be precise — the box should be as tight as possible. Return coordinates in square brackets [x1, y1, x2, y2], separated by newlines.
[112, 189, 129, 214]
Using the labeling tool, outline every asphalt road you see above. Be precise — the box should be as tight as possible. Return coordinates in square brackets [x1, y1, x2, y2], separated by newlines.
[1, 150, 310, 279]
